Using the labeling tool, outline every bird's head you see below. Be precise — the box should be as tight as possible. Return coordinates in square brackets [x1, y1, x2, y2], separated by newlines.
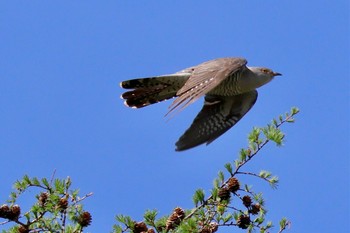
[253, 67, 282, 78]
[246, 66, 282, 89]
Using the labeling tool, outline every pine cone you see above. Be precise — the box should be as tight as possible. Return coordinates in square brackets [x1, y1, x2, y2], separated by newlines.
[58, 198, 68, 212]
[249, 203, 261, 215]
[17, 225, 29, 233]
[38, 192, 49, 206]
[165, 207, 185, 231]
[199, 227, 211, 233]
[237, 214, 250, 229]
[7, 205, 21, 220]
[242, 195, 252, 208]
[227, 177, 240, 193]
[147, 229, 155, 233]
[133, 221, 148, 233]
[218, 187, 231, 201]
[173, 207, 185, 219]
[77, 211, 92, 227]
[209, 222, 218, 232]
[0, 204, 10, 218]
[199, 222, 218, 233]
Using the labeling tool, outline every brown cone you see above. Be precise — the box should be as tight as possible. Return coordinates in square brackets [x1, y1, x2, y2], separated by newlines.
[17, 225, 29, 233]
[78, 211, 92, 227]
[249, 203, 261, 215]
[237, 215, 250, 229]
[134, 221, 148, 233]
[218, 187, 231, 201]
[165, 207, 185, 231]
[0, 204, 10, 219]
[58, 198, 68, 212]
[242, 195, 252, 208]
[8, 205, 21, 220]
[38, 192, 49, 206]
[227, 177, 240, 193]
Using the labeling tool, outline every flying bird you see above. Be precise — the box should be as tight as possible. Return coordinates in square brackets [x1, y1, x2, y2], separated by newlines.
[120, 57, 281, 151]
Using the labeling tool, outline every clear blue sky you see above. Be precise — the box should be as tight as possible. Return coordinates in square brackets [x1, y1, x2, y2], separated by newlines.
[1, 1, 349, 232]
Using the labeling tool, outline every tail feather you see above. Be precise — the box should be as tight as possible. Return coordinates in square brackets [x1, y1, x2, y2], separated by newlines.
[122, 86, 177, 108]
[120, 74, 190, 108]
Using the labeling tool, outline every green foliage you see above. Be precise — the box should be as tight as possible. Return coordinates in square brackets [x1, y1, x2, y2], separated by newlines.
[192, 189, 205, 206]
[1, 107, 299, 233]
[224, 163, 233, 175]
[143, 209, 158, 227]
[0, 174, 92, 233]
[279, 217, 291, 232]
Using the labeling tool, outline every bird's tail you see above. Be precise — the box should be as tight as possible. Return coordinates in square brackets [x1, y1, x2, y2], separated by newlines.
[120, 73, 190, 108]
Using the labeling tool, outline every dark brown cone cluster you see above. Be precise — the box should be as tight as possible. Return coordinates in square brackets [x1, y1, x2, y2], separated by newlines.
[237, 214, 250, 229]
[58, 197, 68, 212]
[133, 221, 155, 233]
[133, 221, 148, 233]
[217, 187, 231, 201]
[0, 204, 21, 220]
[242, 195, 252, 207]
[249, 203, 261, 215]
[0, 204, 10, 219]
[38, 192, 49, 206]
[227, 177, 240, 193]
[165, 207, 185, 231]
[77, 211, 92, 227]
[199, 227, 211, 233]
[17, 225, 29, 233]
[199, 222, 219, 233]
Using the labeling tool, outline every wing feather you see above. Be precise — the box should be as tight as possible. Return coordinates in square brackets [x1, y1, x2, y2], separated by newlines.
[168, 58, 247, 115]
[175, 90, 258, 151]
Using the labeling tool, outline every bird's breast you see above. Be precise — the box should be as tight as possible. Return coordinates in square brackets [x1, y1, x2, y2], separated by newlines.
[208, 74, 243, 96]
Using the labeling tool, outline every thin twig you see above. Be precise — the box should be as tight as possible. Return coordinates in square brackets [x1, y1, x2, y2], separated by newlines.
[0, 219, 10, 226]
[278, 220, 291, 233]
[50, 169, 57, 186]
[236, 171, 271, 183]
[75, 192, 93, 203]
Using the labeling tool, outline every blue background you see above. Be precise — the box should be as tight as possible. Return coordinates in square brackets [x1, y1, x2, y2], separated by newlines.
[1, 1, 349, 232]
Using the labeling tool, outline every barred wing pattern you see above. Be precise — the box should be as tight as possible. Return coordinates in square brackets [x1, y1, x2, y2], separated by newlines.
[175, 90, 258, 151]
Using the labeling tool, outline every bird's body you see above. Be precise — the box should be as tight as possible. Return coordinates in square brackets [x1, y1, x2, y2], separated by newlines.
[120, 57, 281, 151]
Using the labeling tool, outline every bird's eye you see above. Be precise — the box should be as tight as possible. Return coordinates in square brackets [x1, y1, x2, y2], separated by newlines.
[261, 68, 271, 74]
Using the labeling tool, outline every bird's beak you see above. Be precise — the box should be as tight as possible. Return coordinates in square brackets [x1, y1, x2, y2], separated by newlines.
[273, 72, 282, 76]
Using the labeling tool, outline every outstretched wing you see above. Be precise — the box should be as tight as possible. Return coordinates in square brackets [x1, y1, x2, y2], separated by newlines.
[168, 58, 247, 115]
[175, 90, 258, 151]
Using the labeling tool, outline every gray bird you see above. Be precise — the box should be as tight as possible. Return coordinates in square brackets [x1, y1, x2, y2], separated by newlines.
[120, 57, 281, 151]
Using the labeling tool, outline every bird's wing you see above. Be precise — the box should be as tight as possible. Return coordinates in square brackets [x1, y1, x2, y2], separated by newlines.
[175, 90, 258, 151]
[167, 58, 247, 115]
